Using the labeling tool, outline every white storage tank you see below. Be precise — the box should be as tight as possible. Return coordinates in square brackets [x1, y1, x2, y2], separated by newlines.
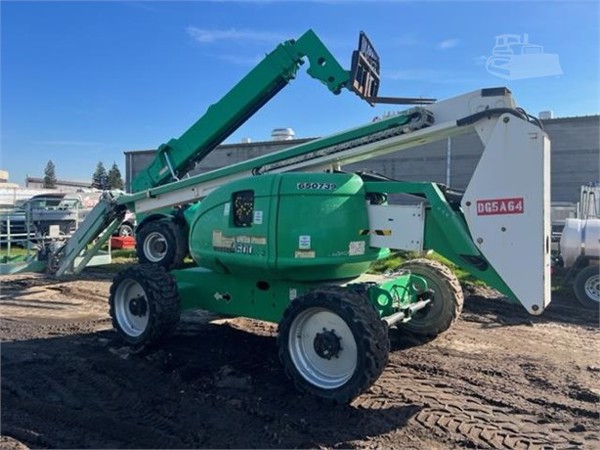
[560, 218, 600, 268]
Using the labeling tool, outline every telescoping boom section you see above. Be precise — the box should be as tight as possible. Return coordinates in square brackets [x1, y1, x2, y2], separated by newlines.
[132, 30, 394, 193]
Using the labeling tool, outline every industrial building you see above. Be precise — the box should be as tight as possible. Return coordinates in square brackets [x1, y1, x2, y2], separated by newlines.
[0, 174, 93, 207]
[125, 115, 600, 204]
[24, 176, 92, 191]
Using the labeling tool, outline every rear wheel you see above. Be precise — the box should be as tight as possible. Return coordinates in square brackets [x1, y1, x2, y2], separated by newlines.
[573, 265, 600, 309]
[135, 220, 187, 270]
[109, 264, 180, 347]
[397, 259, 463, 338]
[278, 287, 389, 403]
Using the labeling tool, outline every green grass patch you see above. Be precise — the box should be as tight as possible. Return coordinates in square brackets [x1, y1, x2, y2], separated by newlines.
[368, 250, 487, 287]
[548, 270, 571, 295]
[369, 251, 567, 294]
[96, 248, 137, 271]
[110, 248, 137, 260]
[0, 246, 35, 260]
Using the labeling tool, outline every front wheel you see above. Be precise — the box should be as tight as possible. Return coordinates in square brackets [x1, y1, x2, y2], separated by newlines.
[109, 264, 180, 347]
[573, 265, 600, 309]
[277, 287, 389, 403]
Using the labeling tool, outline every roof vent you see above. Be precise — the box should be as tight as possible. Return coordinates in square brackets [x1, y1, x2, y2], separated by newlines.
[271, 128, 295, 141]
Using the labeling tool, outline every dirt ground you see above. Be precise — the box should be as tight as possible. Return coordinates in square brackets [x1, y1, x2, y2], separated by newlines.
[1, 268, 598, 449]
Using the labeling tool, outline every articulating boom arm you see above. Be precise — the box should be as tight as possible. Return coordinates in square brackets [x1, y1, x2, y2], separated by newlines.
[132, 30, 373, 193]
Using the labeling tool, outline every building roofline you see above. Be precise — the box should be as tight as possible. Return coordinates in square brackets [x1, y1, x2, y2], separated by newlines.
[542, 114, 599, 123]
[25, 177, 91, 187]
[123, 137, 317, 155]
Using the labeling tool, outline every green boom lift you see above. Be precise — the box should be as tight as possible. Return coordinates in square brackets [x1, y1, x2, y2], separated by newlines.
[49, 31, 551, 402]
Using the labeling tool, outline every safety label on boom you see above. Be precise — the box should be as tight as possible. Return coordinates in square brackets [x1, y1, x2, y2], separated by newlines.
[476, 197, 524, 216]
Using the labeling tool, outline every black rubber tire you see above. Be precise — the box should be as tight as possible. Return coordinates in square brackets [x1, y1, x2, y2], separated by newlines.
[573, 265, 600, 309]
[135, 220, 188, 270]
[277, 286, 389, 404]
[397, 258, 464, 338]
[109, 264, 180, 347]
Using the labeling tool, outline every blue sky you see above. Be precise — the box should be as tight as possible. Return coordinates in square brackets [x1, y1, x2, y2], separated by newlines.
[1, 0, 599, 186]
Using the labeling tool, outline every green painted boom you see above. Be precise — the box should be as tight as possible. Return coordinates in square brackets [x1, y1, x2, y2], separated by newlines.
[132, 29, 354, 193]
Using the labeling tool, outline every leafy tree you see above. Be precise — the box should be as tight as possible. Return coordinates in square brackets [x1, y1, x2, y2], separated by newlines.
[43, 160, 57, 189]
[107, 162, 124, 190]
[91, 161, 109, 190]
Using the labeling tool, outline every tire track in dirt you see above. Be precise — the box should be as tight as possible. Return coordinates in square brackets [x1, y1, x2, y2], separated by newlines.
[362, 364, 589, 449]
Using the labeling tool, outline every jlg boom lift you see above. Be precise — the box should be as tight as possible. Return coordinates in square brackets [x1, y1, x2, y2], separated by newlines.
[49, 31, 551, 403]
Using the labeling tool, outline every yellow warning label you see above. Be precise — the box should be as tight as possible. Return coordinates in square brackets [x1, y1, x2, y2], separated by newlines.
[359, 229, 392, 236]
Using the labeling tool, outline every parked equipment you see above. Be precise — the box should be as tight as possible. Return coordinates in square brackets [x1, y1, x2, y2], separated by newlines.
[48, 30, 551, 402]
[0, 192, 111, 275]
[0, 193, 94, 244]
[559, 218, 600, 308]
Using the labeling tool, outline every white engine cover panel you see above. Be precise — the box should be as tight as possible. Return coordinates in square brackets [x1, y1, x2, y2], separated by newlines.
[461, 114, 551, 315]
[367, 204, 424, 252]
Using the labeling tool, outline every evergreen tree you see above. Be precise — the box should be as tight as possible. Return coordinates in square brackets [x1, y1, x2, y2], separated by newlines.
[91, 161, 109, 190]
[43, 160, 57, 189]
[107, 162, 124, 190]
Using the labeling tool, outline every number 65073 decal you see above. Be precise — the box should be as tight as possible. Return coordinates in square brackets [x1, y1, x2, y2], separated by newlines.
[296, 182, 337, 190]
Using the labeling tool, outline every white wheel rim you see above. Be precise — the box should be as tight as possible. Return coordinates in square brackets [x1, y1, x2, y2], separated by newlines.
[584, 274, 600, 303]
[114, 278, 149, 337]
[143, 231, 167, 262]
[119, 225, 133, 237]
[288, 307, 357, 389]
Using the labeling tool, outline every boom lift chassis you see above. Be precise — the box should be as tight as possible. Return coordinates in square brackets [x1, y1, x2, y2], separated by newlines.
[47, 30, 550, 402]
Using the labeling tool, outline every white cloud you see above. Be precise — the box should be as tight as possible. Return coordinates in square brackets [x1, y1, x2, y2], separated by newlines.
[437, 38, 460, 50]
[218, 54, 263, 66]
[186, 27, 286, 44]
[383, 68, 480, 85]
